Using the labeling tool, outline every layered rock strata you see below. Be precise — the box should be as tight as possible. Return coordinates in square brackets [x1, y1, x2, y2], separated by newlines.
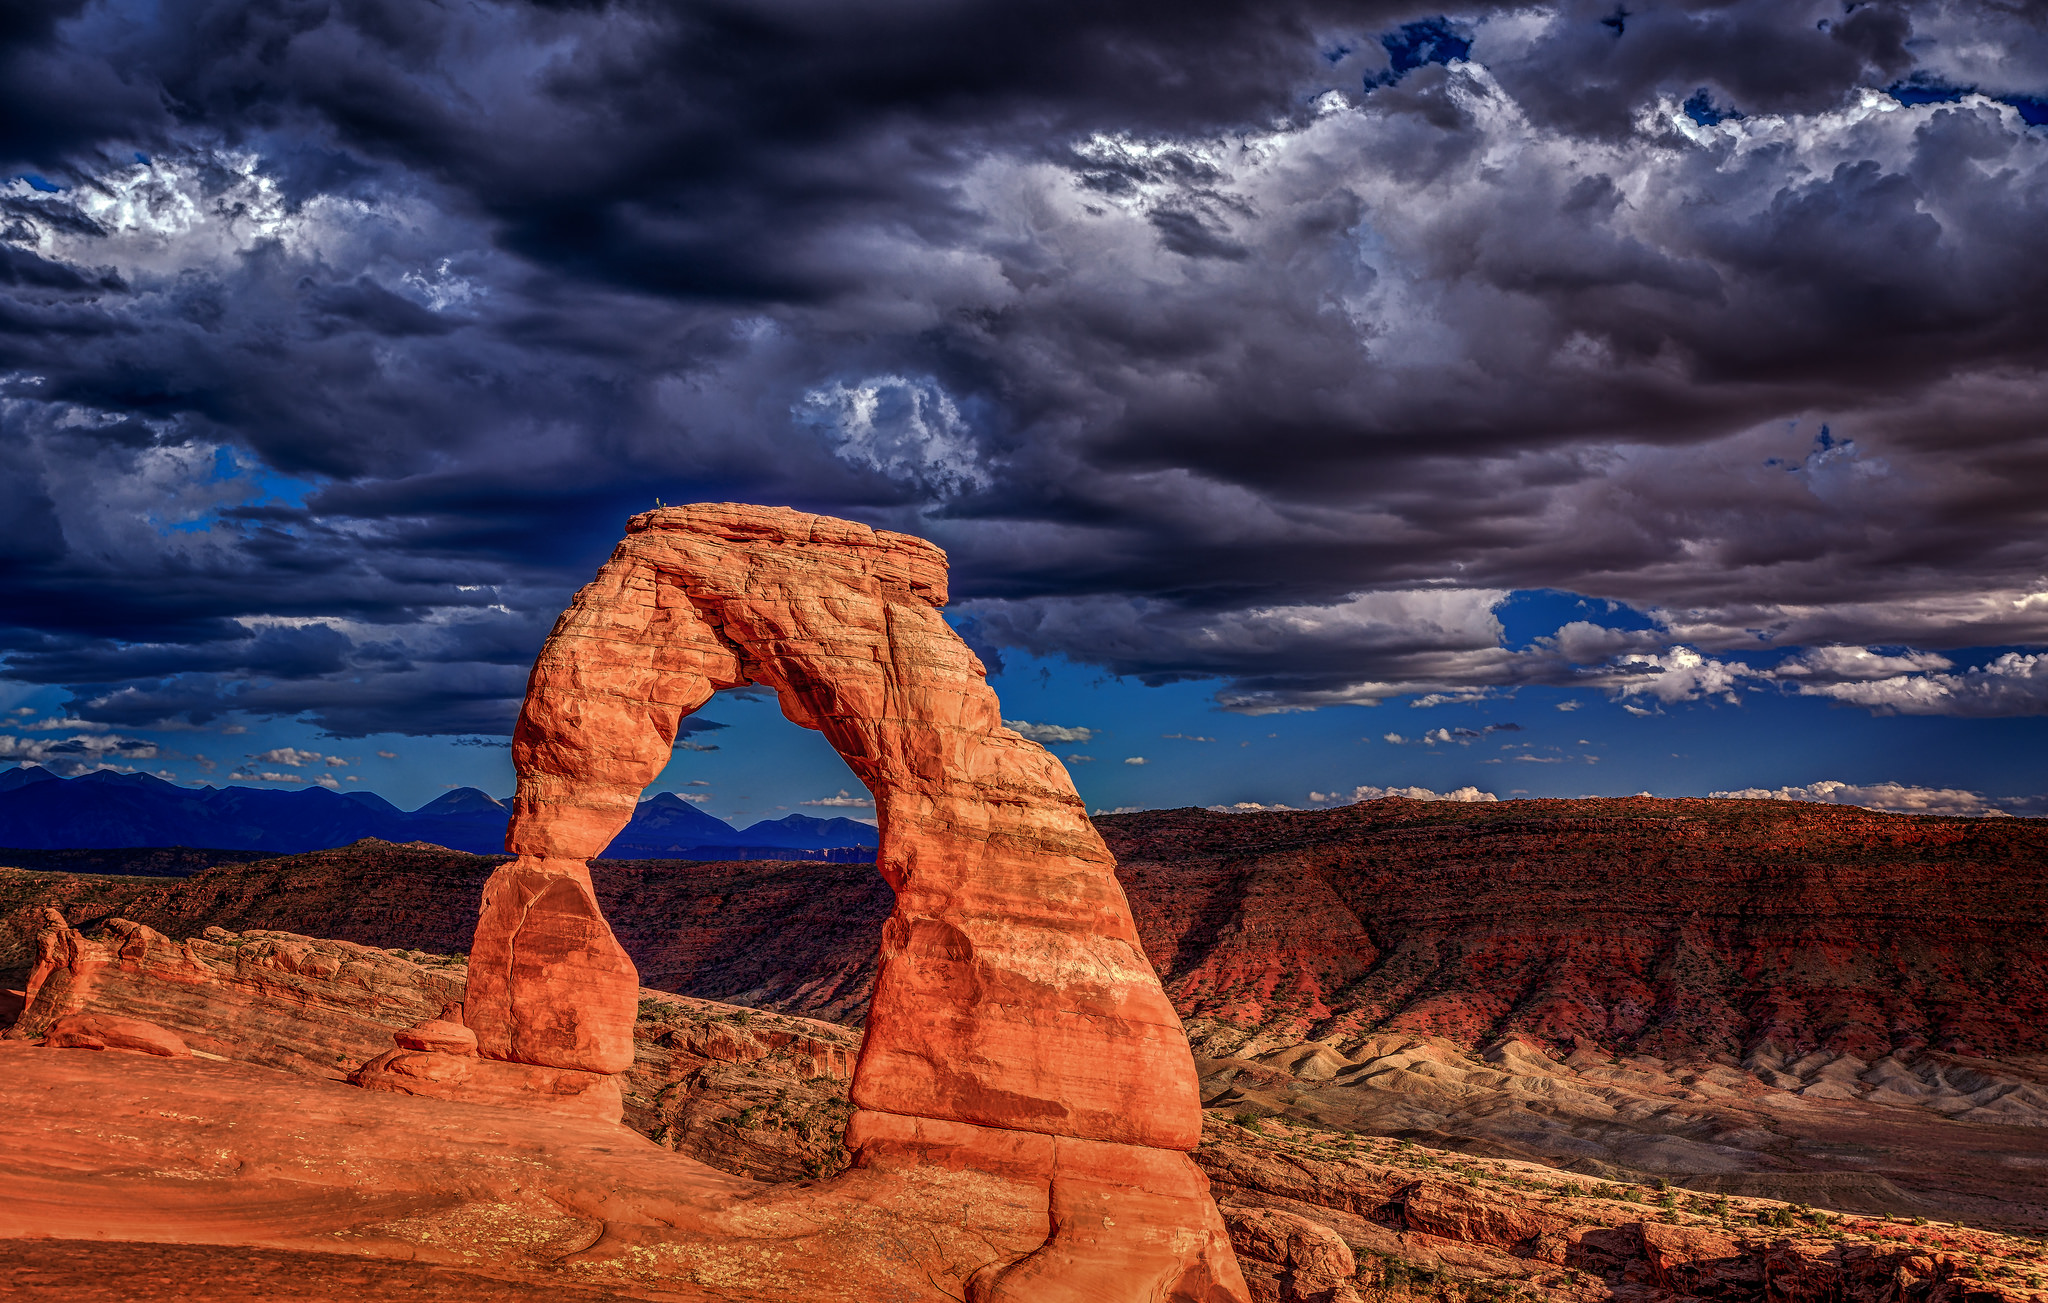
[358, 503, 1245, 1300]
[7, 911, 464, 1076]
[1104, 799, 2048, 1061]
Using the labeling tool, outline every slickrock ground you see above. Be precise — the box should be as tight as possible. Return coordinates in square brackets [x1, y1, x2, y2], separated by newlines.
[5, 913, 862, 1185]
[10, 914, 467, 1074]
[0, 920, 1058, 1301]
[3, 1240, 663, 1302]
[9, 1033, 2048, 1303]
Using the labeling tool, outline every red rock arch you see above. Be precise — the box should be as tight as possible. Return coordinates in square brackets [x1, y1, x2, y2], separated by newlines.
[410, 504, 1243, 1300]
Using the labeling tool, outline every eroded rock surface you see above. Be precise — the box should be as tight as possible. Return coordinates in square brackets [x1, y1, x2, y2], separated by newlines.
[5, 909, 864, 1184]
[1197, 1117, 2048, 1303]
[9, 1035, 2046, 1303]
[357, 502, 1244, 1300]
[42, 1012, 190, 1057]
[8, 911, 464, 1076]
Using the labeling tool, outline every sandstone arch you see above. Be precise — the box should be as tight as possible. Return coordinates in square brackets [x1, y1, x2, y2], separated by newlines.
[368, 504, 1247, 1301]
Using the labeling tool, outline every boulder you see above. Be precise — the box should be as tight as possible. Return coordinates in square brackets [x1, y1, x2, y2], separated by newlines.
[1225, 1207, 1361, 1303]
[393, 1016, 478, 1055]
[43, 1012, 190, 1058]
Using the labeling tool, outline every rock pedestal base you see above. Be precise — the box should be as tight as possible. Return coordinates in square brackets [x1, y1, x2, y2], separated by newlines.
[846, 1111, 1244, 1302]
[351, 1002, 627, 1124]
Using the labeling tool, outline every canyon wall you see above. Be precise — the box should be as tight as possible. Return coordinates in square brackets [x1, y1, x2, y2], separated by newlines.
[1107, 799, 2048, 1062]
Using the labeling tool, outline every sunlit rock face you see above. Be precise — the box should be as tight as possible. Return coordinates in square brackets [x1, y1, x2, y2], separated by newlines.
[383, 502, 1246, 1301]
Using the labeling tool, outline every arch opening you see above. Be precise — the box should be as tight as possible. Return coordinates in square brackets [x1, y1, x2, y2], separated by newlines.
[601, 684, 879, 864]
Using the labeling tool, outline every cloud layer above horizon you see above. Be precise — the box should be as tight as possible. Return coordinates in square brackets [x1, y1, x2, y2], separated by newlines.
[4, 0, 2048, 750]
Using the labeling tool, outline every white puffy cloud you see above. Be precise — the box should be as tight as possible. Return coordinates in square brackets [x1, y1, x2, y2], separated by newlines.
[250, 746, 347, 768]
[0, 732, 159, 775]
[1003, 719, 1097, 744]
[1384, 724, 1522, 746]
[1408, 693, 1492, 709]
[228, 770, 306, 784]
[1123, 756, 1148, 766]
[797, 374, 990, 498]
[17, 716, 111, 733]
[801, 789, 874, 808]
[1768, 645, 1954, 681]
[1782, 651, 2048, 717]
[1310, 784, 1498, 804]
[1709, 779, 2015, 818]
[1206, 801, 1299, 813]
[1541, 622, 1662, 664]
[1602, 647, 1757, 706]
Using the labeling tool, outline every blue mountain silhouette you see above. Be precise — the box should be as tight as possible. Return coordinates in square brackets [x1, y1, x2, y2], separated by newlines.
[0, 766, 876, 860]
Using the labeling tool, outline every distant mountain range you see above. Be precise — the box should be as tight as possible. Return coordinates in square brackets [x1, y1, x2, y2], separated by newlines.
[0, 766, 877, 860]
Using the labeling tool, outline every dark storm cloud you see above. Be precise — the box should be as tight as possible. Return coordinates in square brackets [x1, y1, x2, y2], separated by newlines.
[4, 0, 2048, 730]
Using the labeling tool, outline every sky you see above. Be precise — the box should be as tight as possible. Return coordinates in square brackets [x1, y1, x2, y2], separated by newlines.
[4, 0, 2048, 822]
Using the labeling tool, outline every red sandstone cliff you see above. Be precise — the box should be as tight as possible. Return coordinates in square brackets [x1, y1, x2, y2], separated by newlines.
[1107, 797, 2048, 1063]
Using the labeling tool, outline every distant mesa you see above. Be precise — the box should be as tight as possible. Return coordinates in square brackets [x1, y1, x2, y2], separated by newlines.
[0, 765, 877, 862]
